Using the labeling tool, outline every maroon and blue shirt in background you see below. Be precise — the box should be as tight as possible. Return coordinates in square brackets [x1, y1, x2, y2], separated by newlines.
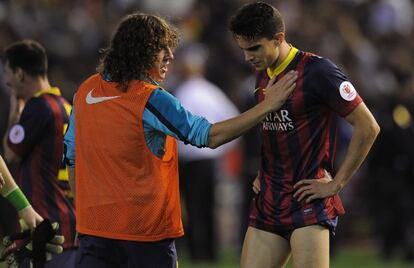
[249, 47, 362, 235]
[7, 88, 76, 249]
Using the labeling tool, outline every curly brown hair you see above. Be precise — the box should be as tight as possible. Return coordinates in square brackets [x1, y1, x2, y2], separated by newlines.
[98, 13, 179, 91]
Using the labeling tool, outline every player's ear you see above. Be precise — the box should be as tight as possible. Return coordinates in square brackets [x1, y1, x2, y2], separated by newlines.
[15, 67, 24, 82]
[273, 32, 285, 46]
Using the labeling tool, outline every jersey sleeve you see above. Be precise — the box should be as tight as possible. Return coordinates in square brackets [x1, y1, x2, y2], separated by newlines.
[311, 58, 362, 117]
[7, 98, 52, 158]
[144, 89, 212, 147]
[63, 104, 75, 168]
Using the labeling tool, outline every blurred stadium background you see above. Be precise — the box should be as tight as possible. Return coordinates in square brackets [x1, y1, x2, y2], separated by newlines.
[0, 0, 413, 267]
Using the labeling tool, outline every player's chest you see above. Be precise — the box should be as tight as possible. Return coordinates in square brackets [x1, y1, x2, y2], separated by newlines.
[255, 76, 323, 133]
[256, 75, 321, 113]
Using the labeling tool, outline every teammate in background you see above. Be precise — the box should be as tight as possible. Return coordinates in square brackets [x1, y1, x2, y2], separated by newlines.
[229, 2, 380, 268]
[64, 12, 297, 268]
[2, 40, 77, 267]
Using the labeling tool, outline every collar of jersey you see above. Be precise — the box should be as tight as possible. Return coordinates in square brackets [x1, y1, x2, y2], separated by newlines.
[34, 87, 61, 97]
[267, 46, 299, 79]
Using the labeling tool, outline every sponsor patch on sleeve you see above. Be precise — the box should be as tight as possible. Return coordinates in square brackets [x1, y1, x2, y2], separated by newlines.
[339, 81, 357, 101]
[9, 124, 25, 144]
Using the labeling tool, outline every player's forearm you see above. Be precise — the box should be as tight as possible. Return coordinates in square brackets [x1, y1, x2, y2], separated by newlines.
[333, 118, 380, 191]
[207, 102, 270, 149]
[0, 156, 18, 196]
[0, 156, 31, 212]
[68, 167, 76, 199]
[2, 138, 20, 164]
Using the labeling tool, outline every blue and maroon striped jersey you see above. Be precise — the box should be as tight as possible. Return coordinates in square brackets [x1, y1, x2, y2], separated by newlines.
[7, 88, 76, 248]
[249, 47, 362, 232]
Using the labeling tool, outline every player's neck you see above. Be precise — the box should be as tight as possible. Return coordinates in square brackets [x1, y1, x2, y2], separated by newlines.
[270, 41, 292, 70]
[146, 76, 161, 87]
[27, 77, 52, 99]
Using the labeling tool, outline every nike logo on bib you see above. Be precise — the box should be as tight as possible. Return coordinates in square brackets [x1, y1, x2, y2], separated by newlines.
[86, 89, 120, 104]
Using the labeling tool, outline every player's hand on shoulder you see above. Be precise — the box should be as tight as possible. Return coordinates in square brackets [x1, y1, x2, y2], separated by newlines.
[293, 169, 340, 203]
[263, 70, 298, 110]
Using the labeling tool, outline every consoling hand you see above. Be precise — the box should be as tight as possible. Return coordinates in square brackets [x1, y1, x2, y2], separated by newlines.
[263, 70, 298, 111]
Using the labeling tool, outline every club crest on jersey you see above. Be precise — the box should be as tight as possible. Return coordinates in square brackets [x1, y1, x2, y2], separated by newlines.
[9, 124, 25, 144]
[262, 110, 294, 131]
[339, 81, 356, 101]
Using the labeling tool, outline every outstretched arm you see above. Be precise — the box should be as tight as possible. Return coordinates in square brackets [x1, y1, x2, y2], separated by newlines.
[294, 102, 380, 202]
[142, 71, 297, 151]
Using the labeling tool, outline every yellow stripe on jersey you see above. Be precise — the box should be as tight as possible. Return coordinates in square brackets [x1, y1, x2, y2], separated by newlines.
[58, 167, 69, 181]
[60, 101, 72, 185]
[267, 46, 299, 79]
[63, 102, 72, 117]
[34, 87, 62, 97]
[63, 103, 72, 134]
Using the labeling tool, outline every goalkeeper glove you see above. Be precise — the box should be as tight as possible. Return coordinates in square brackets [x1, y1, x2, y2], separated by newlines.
[0, 219, 64, 268]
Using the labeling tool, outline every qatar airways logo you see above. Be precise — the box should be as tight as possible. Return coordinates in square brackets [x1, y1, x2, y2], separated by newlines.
[262, 110, 294, 131]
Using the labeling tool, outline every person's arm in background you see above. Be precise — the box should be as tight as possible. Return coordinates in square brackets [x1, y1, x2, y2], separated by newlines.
[0, 155, 43, 230]
[2, 94, 25, 163]
[5, 97, 52, 165]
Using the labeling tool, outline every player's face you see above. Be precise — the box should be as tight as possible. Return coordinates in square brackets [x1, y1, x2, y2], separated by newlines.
[148, 46, 174, 83]
[3, 61, 24, 97]
[235, 36, 280, 71]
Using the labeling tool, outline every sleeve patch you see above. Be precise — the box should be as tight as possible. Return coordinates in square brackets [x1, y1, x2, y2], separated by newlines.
[339, 81, 357, 101]
[9, 124, 25, 144]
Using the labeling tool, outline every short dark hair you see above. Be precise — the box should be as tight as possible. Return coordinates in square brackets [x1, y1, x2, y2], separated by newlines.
[229, 2, 285, 40]
[3, 39, 48, 77]
[98, 13, 179, 91]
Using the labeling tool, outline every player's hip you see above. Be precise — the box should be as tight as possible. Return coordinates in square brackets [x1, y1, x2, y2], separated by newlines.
[248, 194, 344, 238]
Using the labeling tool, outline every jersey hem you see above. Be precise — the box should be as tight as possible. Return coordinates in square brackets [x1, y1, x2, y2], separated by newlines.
[248, 214, 340, 234]
[76, 227, 184, 242]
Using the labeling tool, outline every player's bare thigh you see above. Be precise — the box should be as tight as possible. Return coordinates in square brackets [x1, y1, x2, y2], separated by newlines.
[290, 225, 329, 268]
[241, 226, 291, 268]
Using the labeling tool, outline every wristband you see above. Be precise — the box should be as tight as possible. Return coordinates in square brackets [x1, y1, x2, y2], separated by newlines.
[5, 187, 30, 211]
